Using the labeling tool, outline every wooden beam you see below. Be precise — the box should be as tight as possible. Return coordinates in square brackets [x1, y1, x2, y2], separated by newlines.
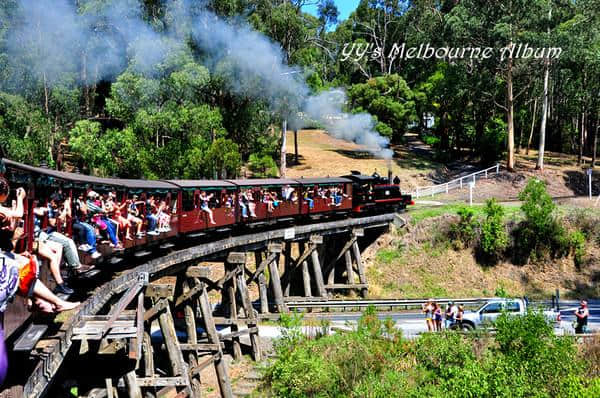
[175, 282, 203, 308]
[144, 299, 169, 322]
[143, 331, 154, 377]
[197, 285, 234, 398]
[124, 371, 142, 398]
[246, 252, 277, 285]
[268, 255, 287, 312]
[185, 266, 211, 279]
[311, 250, 327, 298]
[179, 343, 223, 351]
[135, 377, 187, 387]
[345, 250, 355, 285]
[352, 241, 368, 298]
[101, 281, 144, 338]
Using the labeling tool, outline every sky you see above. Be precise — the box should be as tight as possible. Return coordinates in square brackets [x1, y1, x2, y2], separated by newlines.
[302, 0, 361, 23]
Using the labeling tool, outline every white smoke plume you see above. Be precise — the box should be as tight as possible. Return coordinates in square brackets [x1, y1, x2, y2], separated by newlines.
[3, 0, 394, 159]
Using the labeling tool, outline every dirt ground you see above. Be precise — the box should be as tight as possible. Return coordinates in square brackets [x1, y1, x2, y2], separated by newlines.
[284, 129, 440, 189]
[362, 215, 600, 300]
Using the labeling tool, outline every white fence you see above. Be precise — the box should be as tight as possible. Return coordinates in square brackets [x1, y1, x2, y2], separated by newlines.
[410, 164, 501, 199]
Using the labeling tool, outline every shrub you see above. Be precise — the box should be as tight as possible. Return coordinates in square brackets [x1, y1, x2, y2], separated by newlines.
[248, 153, 278, 177]
[514, 179, 583, 265]
[413, 332, 475, 378]
[448, 206, 478, 249]
[479, 199, 508, 261]
[518, 179, 555, 237]
[569, 230, 586, 267]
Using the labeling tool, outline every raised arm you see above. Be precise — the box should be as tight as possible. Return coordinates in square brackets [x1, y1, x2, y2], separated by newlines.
[0, 187, 26, 219]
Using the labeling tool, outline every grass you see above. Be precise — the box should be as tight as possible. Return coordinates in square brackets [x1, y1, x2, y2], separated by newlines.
[409, 202, 523, 225]
[375, 248, 403, 264]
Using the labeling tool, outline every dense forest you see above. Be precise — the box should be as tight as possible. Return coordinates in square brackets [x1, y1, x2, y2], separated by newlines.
[0, 0, 599, 179]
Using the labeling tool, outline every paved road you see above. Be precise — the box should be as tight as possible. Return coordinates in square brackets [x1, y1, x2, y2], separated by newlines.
[258, 300, 600, 339]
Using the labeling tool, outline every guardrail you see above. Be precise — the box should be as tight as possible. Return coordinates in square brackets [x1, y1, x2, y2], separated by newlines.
[285, 297, 493, 311]
[284, 297, 568, 312]
[410, 164, 501, 199]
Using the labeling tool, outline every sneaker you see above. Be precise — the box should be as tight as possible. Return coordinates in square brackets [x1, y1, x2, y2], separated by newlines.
[78, 244, 91, 251]
[54, 283, 74, 295]
[91, 251, 101, 259]
[147, 230, 159, 236]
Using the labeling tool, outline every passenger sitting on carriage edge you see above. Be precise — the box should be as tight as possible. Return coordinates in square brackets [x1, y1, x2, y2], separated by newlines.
[86, 191, 121, 248]
[199, 191, 216, 224]
[34, 194, 86, 273]
[32, 205, 72, 295]
[0, 180, 80, 312]
[145, 195, 160, 235]
[73, 194, 101, 259]
[127, 195, 144, 238]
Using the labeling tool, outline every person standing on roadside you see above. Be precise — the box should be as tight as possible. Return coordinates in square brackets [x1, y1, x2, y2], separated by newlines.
[433, 302, 443, 331]
[422, 299, 434, 332]
[455, 305, 465, 330]
[445, 301, 458, 329]
[574, 300, 589, 334]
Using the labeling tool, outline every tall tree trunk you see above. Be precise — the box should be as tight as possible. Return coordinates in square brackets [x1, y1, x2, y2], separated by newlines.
[578, 112, 585, 166]
[537, 57, 550, 170]
[280, 119, 287, 178]
[592, 118, 598, 168]
[506, 56, 515, 171]
[526, 97, 538, 155]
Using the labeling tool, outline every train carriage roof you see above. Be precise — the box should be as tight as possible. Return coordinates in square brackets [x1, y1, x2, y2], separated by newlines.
[3, 158, 121, 187]
[118, 179, 177, 190]
[292, 177, 351, 185]
[166, 180, 237, 189]
[3, 158, 178, 190]
[226, 178, 299, 187]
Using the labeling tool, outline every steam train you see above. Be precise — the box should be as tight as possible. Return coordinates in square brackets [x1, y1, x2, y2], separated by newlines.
[0, 158, 412, 347]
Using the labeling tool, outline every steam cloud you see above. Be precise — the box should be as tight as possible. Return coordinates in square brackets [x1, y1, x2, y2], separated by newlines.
[4, 0, 393, 159]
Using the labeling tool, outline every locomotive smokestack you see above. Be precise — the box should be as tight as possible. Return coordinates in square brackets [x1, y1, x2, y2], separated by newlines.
[387, 160, 392, 183]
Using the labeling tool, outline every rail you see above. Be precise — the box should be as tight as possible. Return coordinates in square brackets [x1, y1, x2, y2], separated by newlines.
[410, 164, 501, 199]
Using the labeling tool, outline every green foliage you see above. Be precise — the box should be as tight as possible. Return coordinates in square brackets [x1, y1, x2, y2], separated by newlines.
[265, 309, 597, 398]
[448, 206, 479, 248]
[248, 153, 278, 178]
[203, 138, 242, 178]
[480, 117, 508, 163]
[0, 92, 52, 165]
[348, 74, 417, 142]
[479, 198, 508, 260]
[569, 230, 586, 267]
[494, 286, 509, 298]
[513, 179, 583, 265]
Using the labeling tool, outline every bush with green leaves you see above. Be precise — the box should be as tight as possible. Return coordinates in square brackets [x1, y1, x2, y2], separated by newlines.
[479, 198, 508, 261]
[448, 206, 479, 249]
[263, 308, 599, 398]
[248, 153, 279, 177]
[513, 179, 582, 265]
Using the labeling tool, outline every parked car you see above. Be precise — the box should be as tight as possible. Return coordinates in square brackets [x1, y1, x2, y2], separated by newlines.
[454, 298, 561, 331]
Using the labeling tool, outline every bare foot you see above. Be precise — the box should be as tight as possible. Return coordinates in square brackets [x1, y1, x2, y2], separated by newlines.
[54, 301, 80, 312]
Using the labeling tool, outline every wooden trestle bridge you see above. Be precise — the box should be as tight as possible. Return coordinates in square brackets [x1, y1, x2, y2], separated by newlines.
[15, 213, 397, 398]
